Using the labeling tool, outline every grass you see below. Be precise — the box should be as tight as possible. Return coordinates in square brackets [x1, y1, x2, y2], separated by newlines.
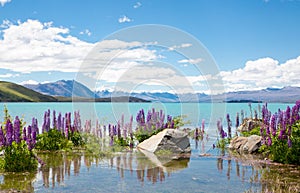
[0, 81, 57, 102]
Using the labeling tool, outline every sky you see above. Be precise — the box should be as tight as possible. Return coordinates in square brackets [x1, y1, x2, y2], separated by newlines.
[0, 0, 300, 94]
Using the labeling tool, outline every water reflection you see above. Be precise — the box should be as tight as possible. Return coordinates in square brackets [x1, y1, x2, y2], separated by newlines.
[0, 150, 299, 192]
[216, 153, 300, 192]
[107, 151, 190, 185]
[0, 172, 36, 192]
[37, 152, 101, 188]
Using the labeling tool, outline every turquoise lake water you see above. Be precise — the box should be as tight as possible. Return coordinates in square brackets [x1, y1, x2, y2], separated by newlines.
[0, 102, 298, 192]
[0, 102, 292, 129]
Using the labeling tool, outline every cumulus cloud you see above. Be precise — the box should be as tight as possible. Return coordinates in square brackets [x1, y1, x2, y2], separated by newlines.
[0, 0, 11, 6]
[118, 15, 132, 23]
[219, 56, 300, 92]
[0, 19, 93, 73]
[133, 2, 141, 8]
[79, 29, 91, 36]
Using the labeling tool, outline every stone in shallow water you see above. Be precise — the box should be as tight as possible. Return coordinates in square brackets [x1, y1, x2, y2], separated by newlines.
[137, 129, 191, 154]
[243, 135, 262, 153]
[229, 136, 248, 150]
[229, 135, 262, 154]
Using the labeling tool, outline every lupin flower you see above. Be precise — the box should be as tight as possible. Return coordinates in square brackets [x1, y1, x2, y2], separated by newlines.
[46, 109, 50, 132]
[26, 125, 35, 150]
[42, 111, 47, 133]
[217, 119, 226, 139]
[285, 106, 291, 124]
[13, 116, 21, 143]
[6, 119, 13, 146]
[267, 136, 272, 146]
[53, 110, 57, 129]
[226, 114, 232, 138]
[32, 117, 39, 135]
[23, 127, 27, 142]
[0, 126, 5, 146]
[235, 112, 240, 129]
[270, 114, 277, 137]
[57, 112, 62, 131]
[117, 121, 121, 139]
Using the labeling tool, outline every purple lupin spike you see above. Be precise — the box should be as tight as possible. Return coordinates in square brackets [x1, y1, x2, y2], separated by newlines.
[42, 111, 47, 133]
[14, 116, 21, 143]
[23, 127, 27, 142]
[236, 112, 240, 129]
[6, 119, 13, 146]
[57, 112, 62, 131]
[53, 110, 57, 129]
[0, 126, 5, 147]
[226, 114, 232, 138]
[270, 114, 277, 137]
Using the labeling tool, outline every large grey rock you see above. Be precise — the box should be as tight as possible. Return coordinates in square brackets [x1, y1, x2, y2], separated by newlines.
[137, 129, 191, 154]
[243, 135, 262, 153]
[229, 135, 262, 154]
[228, 136, 248, 150]
[237, 119, 263, 132]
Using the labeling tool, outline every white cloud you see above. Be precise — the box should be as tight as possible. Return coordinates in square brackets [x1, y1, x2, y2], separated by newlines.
[79, 29, 91, 36]
[178, 58, 203, 64]
[0, 19, 94, 73]
[118, 15, 132, 23]
[0, 19, 12, 28]
[133, 2, 142, 8]
[0, 0, 11, 6]
[219, 56, 300, 92]
[20, 80, 39, 85]
[169, 43, 192, 51]
[0, 73, 19, 78]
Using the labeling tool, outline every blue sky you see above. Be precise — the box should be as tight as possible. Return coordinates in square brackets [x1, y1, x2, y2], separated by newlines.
[0, 0, 300, 94]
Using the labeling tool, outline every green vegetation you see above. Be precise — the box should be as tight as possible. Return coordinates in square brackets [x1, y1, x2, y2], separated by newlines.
[35, 129, 71, 151]
[0, 81, 57, 102]
[4, 141, 38, 172]
[241, 126, 261, 137]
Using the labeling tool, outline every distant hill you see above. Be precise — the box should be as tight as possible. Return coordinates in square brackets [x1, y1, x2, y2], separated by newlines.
[24, 80, 95, 98]
[23, 79, 300, 103]
[210, 87, 300, 103]
[55, 96, 150, 102]
[0, 81, 57, 102]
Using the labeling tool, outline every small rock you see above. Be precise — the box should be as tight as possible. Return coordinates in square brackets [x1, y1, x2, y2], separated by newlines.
[237, 119, 263, 132]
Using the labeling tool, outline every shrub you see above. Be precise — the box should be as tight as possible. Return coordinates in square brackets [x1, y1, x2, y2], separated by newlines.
[4, 141, 37, 172]
[0, 116, 38, 172]
[35, 129, 69, 151]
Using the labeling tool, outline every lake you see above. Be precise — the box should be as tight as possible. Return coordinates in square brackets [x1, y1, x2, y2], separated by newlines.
[0, 102, 299, 192]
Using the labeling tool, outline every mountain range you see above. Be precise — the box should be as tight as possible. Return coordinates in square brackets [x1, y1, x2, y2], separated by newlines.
[23, 80, 300, 103]
[0, 81, 149, 102]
